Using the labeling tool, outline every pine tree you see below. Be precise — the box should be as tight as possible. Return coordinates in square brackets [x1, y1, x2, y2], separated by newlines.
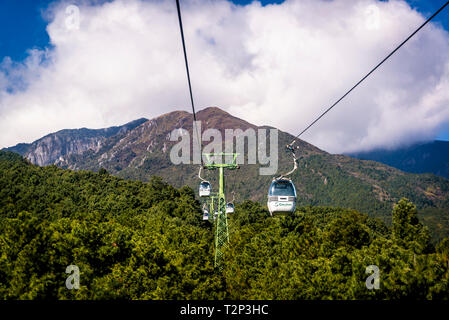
[392, 198, 431, 254]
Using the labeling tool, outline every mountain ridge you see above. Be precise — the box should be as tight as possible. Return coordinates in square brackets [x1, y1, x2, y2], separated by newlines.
[348, 140, 449, 179]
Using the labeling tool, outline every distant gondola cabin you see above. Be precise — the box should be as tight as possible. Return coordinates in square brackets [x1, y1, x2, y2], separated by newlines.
[199, 181, 211, 197]
[226, 203, 235, 214]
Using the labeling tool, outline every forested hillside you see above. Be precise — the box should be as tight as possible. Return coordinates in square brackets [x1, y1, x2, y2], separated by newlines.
[1, 151, 448, 299]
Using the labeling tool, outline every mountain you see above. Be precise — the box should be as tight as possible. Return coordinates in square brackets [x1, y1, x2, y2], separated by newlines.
[348, 140, 449, 179]
[4, 107, 449, 240]
[4, 118, 148, 166]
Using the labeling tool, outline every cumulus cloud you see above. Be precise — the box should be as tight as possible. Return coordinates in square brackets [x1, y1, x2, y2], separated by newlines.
[1, 0, 449, 153]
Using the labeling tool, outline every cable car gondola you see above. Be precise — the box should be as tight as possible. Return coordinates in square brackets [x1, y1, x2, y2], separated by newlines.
[226, 203, 235, 214]
[202, 203, 210, 220]
[267, 178, 297, 216]
[267, 144, 298, 216]
[199, 181, 211, 197]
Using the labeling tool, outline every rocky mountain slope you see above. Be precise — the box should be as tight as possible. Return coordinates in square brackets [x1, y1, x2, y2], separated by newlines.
[5, 118, 147, 166]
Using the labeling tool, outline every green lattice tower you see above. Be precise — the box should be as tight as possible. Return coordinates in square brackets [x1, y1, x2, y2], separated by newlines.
[203, 153, 239, 269]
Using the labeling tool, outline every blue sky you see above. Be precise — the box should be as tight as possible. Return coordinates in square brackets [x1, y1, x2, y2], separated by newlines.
[1, 0, 449, 145]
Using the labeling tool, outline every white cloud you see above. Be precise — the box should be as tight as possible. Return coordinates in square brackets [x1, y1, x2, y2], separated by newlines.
[1, 0, 449, 153]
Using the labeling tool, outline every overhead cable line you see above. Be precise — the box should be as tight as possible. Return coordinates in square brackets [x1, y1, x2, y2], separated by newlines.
[175, 0, 203, 166]
[289, 0, 449, 147]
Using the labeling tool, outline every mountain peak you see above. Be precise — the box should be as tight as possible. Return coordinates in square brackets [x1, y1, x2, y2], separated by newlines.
[196, 106, 256, 131]
[155, 107, 235, 121]
[147, 106, 256, 133]
[197, 106, 231, 117]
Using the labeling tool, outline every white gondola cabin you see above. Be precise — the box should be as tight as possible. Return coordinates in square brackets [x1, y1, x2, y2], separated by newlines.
[267, 178, 297, 216]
